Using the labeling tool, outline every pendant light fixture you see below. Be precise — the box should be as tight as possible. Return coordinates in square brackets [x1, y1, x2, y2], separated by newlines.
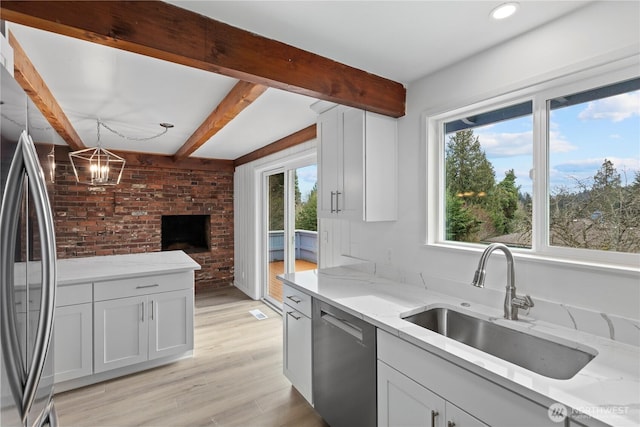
[69, 119, 126, 186]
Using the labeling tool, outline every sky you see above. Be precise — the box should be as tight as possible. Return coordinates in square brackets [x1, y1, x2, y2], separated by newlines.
[467, 89, 640, 197]
[296, 164, 317, 202]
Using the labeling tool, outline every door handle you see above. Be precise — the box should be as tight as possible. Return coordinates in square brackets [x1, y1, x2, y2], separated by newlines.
[431, 410, 439, 427]
[20, 133, 57, 422]
[335, 191, 342, 213]
[0, 131, 29, 415]
[320, 310, 363, 341]
[330, 191, 336, 213]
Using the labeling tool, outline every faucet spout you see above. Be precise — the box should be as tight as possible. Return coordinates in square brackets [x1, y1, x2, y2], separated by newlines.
[470, 243, 533, 320]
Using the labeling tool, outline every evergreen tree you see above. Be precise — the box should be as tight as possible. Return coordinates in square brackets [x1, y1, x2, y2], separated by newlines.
[268, 174, 285, 230]
[445, 191, 479, 241]
[296, 184, 318, 231]
[490, 169, 520, 234]
[445, 130, 495, 200]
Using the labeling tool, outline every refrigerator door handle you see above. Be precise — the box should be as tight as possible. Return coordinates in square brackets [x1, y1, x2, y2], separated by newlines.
[0, 132, 29, 415]
[20, 133, 58, 423]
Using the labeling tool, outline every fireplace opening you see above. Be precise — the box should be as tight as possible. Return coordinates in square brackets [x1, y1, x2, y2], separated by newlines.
[161, 215, 210, 253]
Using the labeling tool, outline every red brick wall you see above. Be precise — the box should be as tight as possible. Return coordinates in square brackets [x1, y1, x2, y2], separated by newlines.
[51, 155, 234, 293]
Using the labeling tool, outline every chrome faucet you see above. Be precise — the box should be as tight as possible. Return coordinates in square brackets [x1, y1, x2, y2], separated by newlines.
[471, 243, 534, 320]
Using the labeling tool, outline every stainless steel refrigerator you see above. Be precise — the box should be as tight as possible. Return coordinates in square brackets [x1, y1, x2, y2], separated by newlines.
[1, 61, 58, 426]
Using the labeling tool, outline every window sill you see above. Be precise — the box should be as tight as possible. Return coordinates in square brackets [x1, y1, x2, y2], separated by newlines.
[424, 241, 640, 276]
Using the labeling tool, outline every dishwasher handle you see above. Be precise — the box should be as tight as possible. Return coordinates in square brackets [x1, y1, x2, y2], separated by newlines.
[320, 310, 363, 341]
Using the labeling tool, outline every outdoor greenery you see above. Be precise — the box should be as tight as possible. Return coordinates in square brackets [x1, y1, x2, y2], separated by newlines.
[445, 130, 523, 245]
[549, 160, 640, 252]
[445, 129, 640, 253]
[296, 183, 318, 231]
[268, 173, 317, 232]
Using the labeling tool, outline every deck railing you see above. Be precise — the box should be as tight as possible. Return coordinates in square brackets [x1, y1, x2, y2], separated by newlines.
[268, 230, 318, 263]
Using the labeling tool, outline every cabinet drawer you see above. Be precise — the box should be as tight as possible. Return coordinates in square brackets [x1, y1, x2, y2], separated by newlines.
[94, 271, 193, 301]
[57, 283, 92, 307]
[282, 284, 312, 318]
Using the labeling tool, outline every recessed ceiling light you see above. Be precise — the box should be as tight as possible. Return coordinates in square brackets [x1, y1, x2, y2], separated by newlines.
[491, 2, 519, 20]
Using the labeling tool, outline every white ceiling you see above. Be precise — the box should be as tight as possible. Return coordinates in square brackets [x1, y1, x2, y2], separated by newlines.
[7, 1, 592, 160]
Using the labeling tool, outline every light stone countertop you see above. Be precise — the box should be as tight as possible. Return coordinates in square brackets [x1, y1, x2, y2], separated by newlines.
[56, 250, 201, 286]
[279, 266, 640, 427]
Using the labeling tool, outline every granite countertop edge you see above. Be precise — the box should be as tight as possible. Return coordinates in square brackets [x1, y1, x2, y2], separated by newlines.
[56, 250, 202, 286]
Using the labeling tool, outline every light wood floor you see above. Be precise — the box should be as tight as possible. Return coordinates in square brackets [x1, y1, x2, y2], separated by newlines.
[54, 287, 328, 427]
[268, 260, 317, 302]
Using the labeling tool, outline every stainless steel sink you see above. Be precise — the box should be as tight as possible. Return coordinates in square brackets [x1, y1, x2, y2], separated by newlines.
[402, 307, 596, 380]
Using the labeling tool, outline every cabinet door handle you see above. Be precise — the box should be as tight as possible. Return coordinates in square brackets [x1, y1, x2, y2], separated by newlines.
[447, 421, 456, 427]
[431, 410, 439, 427]
[286, 295, 302, 304]
[335, 191, 342, 212]
[136, 284, 159, 289]
[287, 311, 302, 321]
[330, 191, 336, 213]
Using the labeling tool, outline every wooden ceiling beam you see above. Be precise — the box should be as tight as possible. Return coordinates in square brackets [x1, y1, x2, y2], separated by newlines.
[0, 1, 406, 118]
[8, 31, 86, 151]
[173, 81, 267, 161]
[234, 124, 317, 168]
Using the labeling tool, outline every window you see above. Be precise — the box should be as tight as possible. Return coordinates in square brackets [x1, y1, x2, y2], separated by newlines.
[430, 71, 640, 266]
[443, 102, 533, 248]
[548, 80, 640, 254]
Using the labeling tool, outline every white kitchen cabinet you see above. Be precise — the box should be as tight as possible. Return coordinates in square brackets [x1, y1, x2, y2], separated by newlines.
[52, 252, 199, 391]
[445, 403, 489, 427]
[378, 329, 555, 427]
[149, 289, 194, 360]
[315, 103, 397, 222]
[94, 272, 194, 374]
[378, 360, 486, 427]
[282, 284, 313, 404]
[378, 360, 446, 427]
[94, 295, 148, 373]
[54, 283, 93, 383]
[54, 303, 92, 382]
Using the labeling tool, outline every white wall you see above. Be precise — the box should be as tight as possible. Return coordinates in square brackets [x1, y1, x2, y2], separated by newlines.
[332, 1, 640, 321]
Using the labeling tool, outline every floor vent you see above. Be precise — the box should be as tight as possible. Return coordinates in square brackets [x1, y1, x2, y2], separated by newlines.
[249, 309, 268, 320]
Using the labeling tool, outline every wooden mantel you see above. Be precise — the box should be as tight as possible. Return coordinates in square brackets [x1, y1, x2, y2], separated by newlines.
[0, 0, 406, 118]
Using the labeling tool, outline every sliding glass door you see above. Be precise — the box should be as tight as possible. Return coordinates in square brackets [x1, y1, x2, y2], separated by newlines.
[264, 163, 317, 308]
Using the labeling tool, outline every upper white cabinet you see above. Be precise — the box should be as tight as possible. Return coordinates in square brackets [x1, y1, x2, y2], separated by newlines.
[316, 103, 397, 222]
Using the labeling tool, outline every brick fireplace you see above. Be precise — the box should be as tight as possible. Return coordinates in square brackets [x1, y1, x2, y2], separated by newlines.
[47, 147, 234, 292]
[161, 214, 210, 252]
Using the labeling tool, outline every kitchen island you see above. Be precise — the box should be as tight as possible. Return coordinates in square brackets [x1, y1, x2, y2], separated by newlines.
[280, 266, 640, 427]
[53, 251, 200, 391]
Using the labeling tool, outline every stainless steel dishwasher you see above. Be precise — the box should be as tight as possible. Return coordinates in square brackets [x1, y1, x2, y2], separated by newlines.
[312, 299, 377, 427]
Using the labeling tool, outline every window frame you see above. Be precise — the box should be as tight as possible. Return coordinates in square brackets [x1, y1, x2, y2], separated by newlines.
[426, 61, 640, 269]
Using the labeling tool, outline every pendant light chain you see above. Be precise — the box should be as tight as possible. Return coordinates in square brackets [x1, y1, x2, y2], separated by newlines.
[98, 119, 170, 142]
